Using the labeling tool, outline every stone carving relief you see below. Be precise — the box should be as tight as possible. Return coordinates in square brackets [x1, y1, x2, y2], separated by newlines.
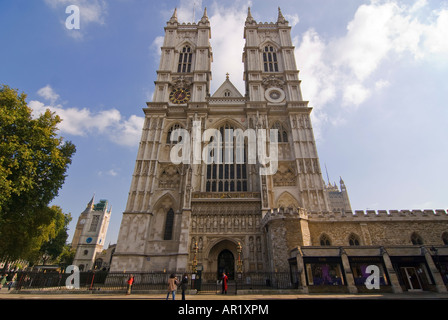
[158, 164, 181, 188]
[276, 192, 300, 209]
[261, 75, 285, 89]
[273, 164, 297, 186]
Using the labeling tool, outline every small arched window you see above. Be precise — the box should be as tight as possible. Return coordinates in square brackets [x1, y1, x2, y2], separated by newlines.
[263, 46, 279, 72]
[271, 121, 288, 142]
[348, 233, 361, 246]
[411, 232, 423, 245]
[320, 234, 331, 246]
[163, 208, 175, 240]
[178, 46, 193, 73]
[166, 123, 183, 144]
[224, 90, 231, 97]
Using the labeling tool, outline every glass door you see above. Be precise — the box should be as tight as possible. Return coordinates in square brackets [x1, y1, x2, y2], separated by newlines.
[402, 267, 422, 291]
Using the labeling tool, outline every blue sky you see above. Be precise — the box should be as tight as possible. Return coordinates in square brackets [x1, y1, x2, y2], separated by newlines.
[1, 0, 447, 246]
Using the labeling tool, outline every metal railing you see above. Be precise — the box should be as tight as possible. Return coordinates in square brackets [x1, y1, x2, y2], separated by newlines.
[12, 271, 301, 293]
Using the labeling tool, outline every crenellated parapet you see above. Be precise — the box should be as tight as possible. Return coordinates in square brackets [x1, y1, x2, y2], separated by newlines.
[306, 209, 448, 221]
[261, 207, 308, 227]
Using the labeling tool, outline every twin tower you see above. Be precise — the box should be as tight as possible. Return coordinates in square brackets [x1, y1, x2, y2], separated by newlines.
[109, 7, 351, 275]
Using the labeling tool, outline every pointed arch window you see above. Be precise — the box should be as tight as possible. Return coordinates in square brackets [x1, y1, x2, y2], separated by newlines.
[320, 234, 332, 246]
[205, 123, 248, 192]
[178, 46, 193, 73]
[163, 208, 175, 240]
[166, 123, 183, 144]
[348, 233, 361, 246]
[263, 46, 279, 72]
[411, 232, 423, 245]
[271, 121, 288, 142]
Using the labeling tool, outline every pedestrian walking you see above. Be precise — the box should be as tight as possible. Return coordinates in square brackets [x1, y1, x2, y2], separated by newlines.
[8, 273, 17, 291]
[0, 274, 7, 290]
[221, 272, 228, 294]
[166, 274, 179, 300]
[126, 274, 135, 295]
[181, 273, 188, 300]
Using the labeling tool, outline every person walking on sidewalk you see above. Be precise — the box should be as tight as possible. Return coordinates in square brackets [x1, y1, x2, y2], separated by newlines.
[166, 274, 179, 300]
[126, 274, 135, 295]
[181, 273, 188, 300]
[221, 272, 228, 294]
[0, 274, 7, 290]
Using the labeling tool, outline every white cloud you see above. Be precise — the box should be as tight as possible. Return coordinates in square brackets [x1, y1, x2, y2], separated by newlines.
[37, 84, 60, 104]
[293, 0, 448, 134]
[209, 2, 248, 93]
[342, 83, 371, 107]
[177, 0, 203, 23]
[374, 80, 390, 91]
[30, 86, 144, 147]
[98, 169, 119, 177]
[151, 36, 164, 58]
[284, 14, 300, 28]
[424, 9, 448, 56]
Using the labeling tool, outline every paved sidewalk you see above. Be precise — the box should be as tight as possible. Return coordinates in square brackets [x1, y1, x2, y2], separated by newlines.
[1, 290, 448, 300]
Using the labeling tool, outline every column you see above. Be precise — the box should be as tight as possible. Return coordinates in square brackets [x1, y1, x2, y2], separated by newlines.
[381, 247, 403, 293]
[294, 247, 309, 293]
[422, 246, 447, 293]
[340, 248, 357, 294]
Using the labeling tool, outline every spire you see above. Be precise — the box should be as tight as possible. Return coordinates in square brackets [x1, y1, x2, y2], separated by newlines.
[277, 7, 287, 24]
[87, 194, 95, 210]
[325, 164, 331, 185]
[246, 7, 255, 24]
[340, 176, 346, 188]
[200, 7, 209, 24]
[168, 8, 178, 24]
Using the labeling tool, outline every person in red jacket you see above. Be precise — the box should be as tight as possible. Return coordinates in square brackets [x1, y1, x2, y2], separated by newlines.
[126, 274, 135, 295]
[221, 272, 228, 294]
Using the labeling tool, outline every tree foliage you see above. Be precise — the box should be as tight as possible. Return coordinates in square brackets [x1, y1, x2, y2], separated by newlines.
[0, 85, 76, 261]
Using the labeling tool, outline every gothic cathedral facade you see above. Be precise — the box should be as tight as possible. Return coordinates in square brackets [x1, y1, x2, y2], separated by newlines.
[111, 8, 342, 275]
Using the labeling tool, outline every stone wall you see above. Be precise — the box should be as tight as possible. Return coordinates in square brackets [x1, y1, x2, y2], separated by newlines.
[306, 209, 448, 247]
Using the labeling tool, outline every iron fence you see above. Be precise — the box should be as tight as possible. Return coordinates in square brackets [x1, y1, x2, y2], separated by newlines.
[12, 270, 301, 293]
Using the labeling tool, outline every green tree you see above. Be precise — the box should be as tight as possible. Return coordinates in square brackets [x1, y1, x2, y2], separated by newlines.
[34, 208, 72, 266]
[57, 244, 76, 269]
[0, 85, 76, 262]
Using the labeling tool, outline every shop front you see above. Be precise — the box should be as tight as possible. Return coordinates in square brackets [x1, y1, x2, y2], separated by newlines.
[292, 246, 448, 294]
[390, 256, 434, 291]
[303, 257, 348, 292]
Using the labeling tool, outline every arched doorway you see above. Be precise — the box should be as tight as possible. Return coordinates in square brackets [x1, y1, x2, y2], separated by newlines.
[217, 249, 235, 280]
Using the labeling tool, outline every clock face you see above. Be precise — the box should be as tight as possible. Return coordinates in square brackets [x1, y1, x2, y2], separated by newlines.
[269, 90, 281, 100]
[169, 88, 191, 104]
[265, 87, 285, 103]
[80, 219, 86, 225]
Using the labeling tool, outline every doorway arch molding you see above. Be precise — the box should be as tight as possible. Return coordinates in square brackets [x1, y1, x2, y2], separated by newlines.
[204, 237, 243, 274]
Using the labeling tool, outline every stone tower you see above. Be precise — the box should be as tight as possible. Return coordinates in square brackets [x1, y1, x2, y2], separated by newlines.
[72, 196, 112, 271]
[111, 7, 339, 275]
